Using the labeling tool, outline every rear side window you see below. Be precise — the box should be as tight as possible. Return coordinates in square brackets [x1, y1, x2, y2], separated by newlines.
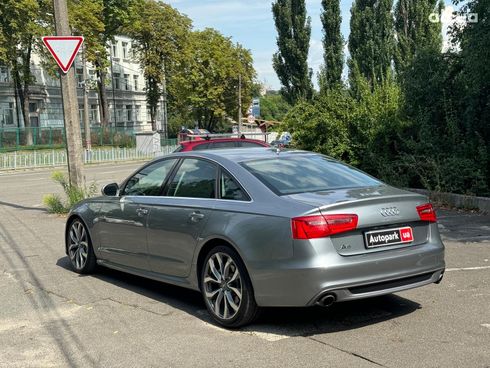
[192, 143, 210, 151]
[167, 158, 217, 198]
[209, 141, 237, 149]
[241, 155, 381, 195]
[238, 141, 264, 148]
[220, 171, 249, 201]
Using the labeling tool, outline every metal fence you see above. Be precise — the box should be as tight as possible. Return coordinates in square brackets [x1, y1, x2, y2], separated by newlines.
[0, 144, 178, 170]
[0, 127, 139, 152]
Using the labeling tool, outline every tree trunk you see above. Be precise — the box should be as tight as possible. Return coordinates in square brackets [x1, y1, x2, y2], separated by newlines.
[22, 87, 32, 146]
[13, 55, 33, 145]
[23, 42, 34, 145]
[13, 69, 32, 145]
[150, 106, 156, 131]
[96, 59, 109, 126]
[82, 47, 91, 150]
[13, 80, 21, 128]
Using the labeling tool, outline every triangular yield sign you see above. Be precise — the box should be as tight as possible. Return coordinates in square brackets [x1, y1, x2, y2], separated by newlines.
[42, 36, 84, 74]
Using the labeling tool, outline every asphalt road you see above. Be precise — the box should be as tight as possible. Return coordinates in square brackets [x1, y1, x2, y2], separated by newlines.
[0, 163, 489, 368]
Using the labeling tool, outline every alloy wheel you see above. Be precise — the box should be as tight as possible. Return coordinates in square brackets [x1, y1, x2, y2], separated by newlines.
[203, 252, 243, 320]
[68, 220, 89, 270]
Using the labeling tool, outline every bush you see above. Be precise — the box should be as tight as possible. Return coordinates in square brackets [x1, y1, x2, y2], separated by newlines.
[43, 171, 97, 214]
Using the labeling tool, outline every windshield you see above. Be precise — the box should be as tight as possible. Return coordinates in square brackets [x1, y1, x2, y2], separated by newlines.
[241, 155, 381, 195]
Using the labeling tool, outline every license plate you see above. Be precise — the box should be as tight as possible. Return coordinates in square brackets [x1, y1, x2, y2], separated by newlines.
[364, 226, 414, 248]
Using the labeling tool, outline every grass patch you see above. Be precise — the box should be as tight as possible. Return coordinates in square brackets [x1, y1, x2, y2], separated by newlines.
[43, 171, 97, 214]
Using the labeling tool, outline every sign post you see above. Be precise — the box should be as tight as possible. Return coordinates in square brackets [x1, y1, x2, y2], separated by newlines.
[43, 0, 84, 187]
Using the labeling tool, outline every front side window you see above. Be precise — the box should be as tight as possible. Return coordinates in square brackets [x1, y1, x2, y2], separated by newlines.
[123, 159, 177, 196]
[167, 159, 217, 198]
[220, 171, 249, 201]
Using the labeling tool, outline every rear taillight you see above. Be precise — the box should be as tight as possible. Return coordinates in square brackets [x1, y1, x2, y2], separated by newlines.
[291, 214, 358, 239]
[416, 203, 437, 223]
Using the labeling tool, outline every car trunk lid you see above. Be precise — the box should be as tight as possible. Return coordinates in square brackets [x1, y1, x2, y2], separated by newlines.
[286, 186, 431, 256]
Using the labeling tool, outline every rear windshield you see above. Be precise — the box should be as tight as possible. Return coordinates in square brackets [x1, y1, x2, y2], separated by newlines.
[241, 155, 381, 195]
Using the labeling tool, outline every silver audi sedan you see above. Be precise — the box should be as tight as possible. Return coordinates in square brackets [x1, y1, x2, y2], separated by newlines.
[65, 148, 445, 327]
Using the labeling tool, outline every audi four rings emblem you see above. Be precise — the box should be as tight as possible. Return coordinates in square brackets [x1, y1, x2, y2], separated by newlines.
[380, 207, 400, 217]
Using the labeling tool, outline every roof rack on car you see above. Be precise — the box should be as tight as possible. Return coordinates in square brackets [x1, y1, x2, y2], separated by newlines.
[185, 132, 271, 138]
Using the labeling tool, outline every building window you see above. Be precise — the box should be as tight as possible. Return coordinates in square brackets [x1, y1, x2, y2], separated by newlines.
[76, 68, 83, 87]
[29, 102, 38, 113]
[90, 104, 98, 124]
[0, 66, 9, 82]
[134, 105, 140, 122]
[0, 103, 14, 126]
[113, 73, 120, 89]
[122, 42, 128, 59]
[126, 105, 133, 122]
[133, 75, 138, 91]
[116, 105, 124, 122]
[124, 74, 130, 90]
[112, 42, 118, 58]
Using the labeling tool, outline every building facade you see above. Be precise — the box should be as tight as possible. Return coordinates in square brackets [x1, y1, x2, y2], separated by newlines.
[0, 35, 161, 133]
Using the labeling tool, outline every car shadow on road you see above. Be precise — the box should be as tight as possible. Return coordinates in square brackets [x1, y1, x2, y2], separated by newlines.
[57, 256, 422, 337]
[0, 200, 47, 212]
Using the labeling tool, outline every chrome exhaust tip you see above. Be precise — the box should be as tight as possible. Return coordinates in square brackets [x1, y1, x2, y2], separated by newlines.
[316, 293, 336, 307]
[435, 270, 445, 284]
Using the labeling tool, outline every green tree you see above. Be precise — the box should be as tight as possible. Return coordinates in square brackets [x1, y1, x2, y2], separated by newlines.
[68, 0, 105, 62]
[272, 0, 313, 104]
[453, 0, 490, 161]
[348, 0, 395, 89]
[172, 29, 255, 132]
[90, 0, 134, 126]
[0, 0, 51, 145]
[284, 90, 356, 162]
[259, 93, 291, 122]
[394, 0, 443, 75]
[127, 0, 191, 130]
[284, 76, 406, 186]
[319, 0, 344, 92]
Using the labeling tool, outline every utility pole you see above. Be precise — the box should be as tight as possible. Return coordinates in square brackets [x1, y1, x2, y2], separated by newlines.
[82, 45, 91, 151]
[52, 0, 84, 187]
[238, 74, 242, 135]
[110, 52, 117, 127]
[161, 61, 168, 139]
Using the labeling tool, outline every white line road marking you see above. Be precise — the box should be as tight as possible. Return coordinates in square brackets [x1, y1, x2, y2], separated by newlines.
[25, 178, 50, 181]
[203, 321, 290, 342]
[446, 266, 490, 272]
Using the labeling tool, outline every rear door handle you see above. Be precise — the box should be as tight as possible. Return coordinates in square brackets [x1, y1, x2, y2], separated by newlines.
[136, 207, 149, 217]
[189, 211, 205, 222]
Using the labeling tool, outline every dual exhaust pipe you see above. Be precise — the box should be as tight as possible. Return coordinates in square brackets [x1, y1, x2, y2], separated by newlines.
[316, 293, 336, 307]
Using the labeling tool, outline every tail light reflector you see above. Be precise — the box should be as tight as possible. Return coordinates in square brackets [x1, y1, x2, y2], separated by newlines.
[291, 214, 358, 239]
[416, 203, 437, 223]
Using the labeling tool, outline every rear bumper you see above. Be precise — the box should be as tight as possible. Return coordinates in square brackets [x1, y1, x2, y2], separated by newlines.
[310, 269, 444, 305]
[249, 240, 445, 307]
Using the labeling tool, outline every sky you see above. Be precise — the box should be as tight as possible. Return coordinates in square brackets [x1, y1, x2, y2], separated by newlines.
[166, 0, 456, 90]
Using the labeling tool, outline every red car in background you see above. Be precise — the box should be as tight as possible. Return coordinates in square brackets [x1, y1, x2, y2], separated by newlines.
[174, 137, 270, 152]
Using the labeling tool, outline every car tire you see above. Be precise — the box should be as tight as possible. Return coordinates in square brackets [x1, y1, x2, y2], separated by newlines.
[66, 218, 97, 274]
[200, 245, 260, 328]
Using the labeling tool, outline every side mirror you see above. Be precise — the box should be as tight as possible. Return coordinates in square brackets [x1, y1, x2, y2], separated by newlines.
[102, 183, 119, 197]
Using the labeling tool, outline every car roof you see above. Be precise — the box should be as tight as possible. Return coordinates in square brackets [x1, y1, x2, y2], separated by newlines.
[174, 147, 317, 163]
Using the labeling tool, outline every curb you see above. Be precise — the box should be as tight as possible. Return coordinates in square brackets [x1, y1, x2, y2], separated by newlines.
[408, 188, 490, 213]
